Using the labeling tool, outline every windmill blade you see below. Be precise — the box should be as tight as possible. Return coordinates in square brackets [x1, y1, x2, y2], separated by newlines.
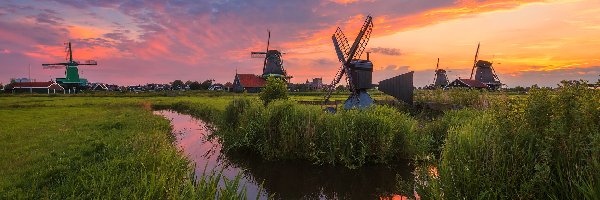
[352, 18, 373, 60]
[490, 64, 501, 82]
[332, 35, 347, 63]
[324, 64, 348, 103]
[251, 52, 267, 58]
[263, 30, 270, 70]
[345, 15, 373, 63]
[42, 64, 67, 69]
[78, 60, 97, 65]
[42, 63, 69, 66]
[332, 27, 350, 63]
[470, 42, 480, 79]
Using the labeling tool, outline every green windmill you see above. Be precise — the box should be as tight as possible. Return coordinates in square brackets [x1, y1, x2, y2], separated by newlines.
[42, 42, 98, 89]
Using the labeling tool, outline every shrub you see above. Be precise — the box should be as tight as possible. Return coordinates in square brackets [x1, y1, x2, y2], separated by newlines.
[259, 77, 288, 105]
[415, 88, 490, 108]
[417, 84, 600, 199]
[219, 98, 424, 168]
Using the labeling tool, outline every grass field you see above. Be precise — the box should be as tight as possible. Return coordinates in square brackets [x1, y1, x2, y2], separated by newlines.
[0, 96, 249, 199]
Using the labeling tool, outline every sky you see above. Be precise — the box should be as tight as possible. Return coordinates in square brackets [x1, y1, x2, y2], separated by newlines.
[0, 0, 599, 87]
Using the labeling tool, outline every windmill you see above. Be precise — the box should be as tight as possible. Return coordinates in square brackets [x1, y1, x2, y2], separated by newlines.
[469, 43, 501, 89]
[324, 15, 375, 109]
[42, 42, 97, 89]
[433, 58, 449, 87]
[251, 30, 290, 81]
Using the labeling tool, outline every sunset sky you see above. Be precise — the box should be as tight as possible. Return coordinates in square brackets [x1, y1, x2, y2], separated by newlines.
[0, 0, 599, 87]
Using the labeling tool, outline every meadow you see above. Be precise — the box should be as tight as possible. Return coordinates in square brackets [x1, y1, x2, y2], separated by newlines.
[0, 96, 249, 199]
[1, 85, 598, 199]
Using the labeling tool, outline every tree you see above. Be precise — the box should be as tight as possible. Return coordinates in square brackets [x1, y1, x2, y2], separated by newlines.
[512, 86, 526, 93]
[200, 79, 214, 90]
[189, 81, 202, 90]
[171, 80, 184, 90]
[0, 83, 3, 90]
[335, 84, 347, 92]
[259, 77, 288, 105]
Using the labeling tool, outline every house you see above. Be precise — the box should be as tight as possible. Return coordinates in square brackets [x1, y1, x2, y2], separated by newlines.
[307, 78, 325, 90]
[233, 74, 266, 93]
[90, 83, 109, 91]
[209, 83, 224, 91]
[448, 79, 489, 89]
[7, 81, 65, 94]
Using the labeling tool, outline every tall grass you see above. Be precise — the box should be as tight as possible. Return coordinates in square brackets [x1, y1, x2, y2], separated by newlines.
[415, 88, 491, 108]
[218, 99, 427, 168]
[416, 83, 600, 199]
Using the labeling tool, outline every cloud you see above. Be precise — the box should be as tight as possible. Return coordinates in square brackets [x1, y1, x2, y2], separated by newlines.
[0, 0, 580, 86]
[369, 47, 402, 56]
[500, 66, 600, 87]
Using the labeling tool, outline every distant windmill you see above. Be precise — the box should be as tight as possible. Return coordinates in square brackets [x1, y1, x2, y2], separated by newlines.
[433, 58, 449, 87]
[42, 42, 97, 89]
[469, 43, 502, 90]
[250, 30, 290, 81]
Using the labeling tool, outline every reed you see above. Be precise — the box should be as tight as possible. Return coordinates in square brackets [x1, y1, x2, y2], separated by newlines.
[218, 99, 426, 168]
[416, 83, 600, 199]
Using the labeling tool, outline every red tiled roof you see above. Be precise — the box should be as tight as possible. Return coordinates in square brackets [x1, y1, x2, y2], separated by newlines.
[11, 82, 56, 88]
[237, 74, 265, 88]
[458, 79, 488, 88]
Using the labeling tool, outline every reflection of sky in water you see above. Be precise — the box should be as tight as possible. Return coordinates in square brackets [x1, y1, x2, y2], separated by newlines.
[154, 110, 266, 199]
[154, 110, 416, 200]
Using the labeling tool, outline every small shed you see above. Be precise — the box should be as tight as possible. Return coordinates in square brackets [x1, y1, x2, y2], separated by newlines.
[8, 82, 65, 94]
[233, 74, 266, 93]
[449, 79, 489, 89]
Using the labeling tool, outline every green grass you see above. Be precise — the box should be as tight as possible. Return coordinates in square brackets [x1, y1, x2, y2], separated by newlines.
[1, 85, 597, 199]
[415, 84, 600, 199]
[0, 97, 249, 199]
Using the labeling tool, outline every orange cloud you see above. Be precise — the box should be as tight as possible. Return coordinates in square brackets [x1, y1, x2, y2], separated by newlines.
[68, 26, 106, 38]
[329, 0, 374, 4]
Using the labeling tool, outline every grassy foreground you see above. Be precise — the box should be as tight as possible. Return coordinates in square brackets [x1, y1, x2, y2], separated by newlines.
[1, 85, 598, 199]
[0, 97, 247, 199]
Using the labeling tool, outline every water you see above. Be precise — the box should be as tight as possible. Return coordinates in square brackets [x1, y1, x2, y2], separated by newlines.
[154, 110, 415, 199]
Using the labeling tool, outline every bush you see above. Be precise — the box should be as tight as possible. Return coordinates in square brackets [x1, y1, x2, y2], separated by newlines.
[219, 98, 424, 168]
[415, 88, 490, 108]
[259, 77, 288, 105]
[416, 84, 600, 199]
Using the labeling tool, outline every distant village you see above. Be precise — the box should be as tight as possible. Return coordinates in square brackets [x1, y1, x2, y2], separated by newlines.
[0, 76, 332, 94]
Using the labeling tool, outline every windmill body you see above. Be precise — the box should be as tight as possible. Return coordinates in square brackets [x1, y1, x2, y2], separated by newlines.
[251, 31, 290, 81]
[434, 69, 449, 87]
[433, 58, 449, 88]
[469, 44, 502, 90]
[262, 50, 286, 78]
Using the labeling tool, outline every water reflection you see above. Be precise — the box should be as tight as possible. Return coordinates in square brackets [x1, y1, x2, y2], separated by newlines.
[154, 110, 415, 199]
